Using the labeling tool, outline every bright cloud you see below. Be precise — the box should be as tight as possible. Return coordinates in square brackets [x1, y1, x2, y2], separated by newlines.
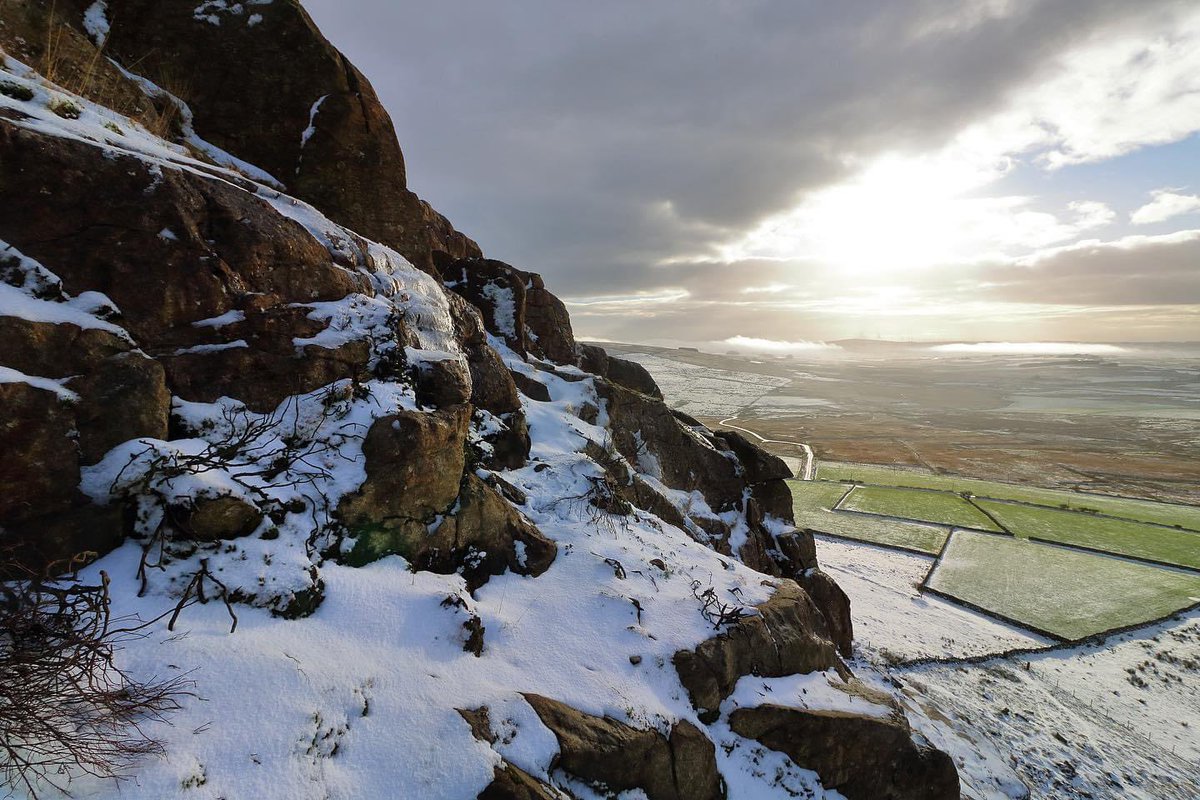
[931, 342, 1127, 355]
[721, 336, 839, 353]
[1131, 190, 1200, 225]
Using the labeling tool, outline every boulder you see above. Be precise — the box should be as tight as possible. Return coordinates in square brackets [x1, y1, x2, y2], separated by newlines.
[174, 495, 264, 542]
[524, 694, 724, 800]
[338, 405, 471, 564]
[423, 474, 555, 591]
[478, 763, 564, 800]
[606, 356, 662, 399]
[798, 569, 853, 658]
[729, 705, 960, 800]
[673, 581, 845, 723]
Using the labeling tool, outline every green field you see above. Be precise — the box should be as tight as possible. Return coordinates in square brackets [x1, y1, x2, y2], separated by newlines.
[976, 500, 1200, 570]
[816, 462, 1200, 531]
[839, 485, 1003, 532]
[926, 531, 1200, 640]
[789, 480, 948, 555]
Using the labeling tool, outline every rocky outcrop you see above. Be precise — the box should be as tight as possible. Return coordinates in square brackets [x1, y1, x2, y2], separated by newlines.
[442, 257, 578, 366]
[524, 694, 724, 800]
[94, 0, 479, 274]
[798, 568, 854, 657]
[729, 705, 960, 800]
[673, 581, 846, 723]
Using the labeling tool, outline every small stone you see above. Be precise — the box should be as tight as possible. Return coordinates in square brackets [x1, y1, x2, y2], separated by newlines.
[630, 655, 642, 665]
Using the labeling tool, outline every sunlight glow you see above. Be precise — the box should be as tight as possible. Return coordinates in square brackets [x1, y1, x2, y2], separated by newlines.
[719, 152, 1112, 278]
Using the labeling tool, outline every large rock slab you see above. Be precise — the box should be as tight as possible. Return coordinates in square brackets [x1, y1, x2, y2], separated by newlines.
[729, 705, 960, 800]
[673, 581, 845, 723]
[524, 694, 724, 800]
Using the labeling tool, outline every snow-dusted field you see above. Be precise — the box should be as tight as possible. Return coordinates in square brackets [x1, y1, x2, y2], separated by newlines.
[819, 537, 1200, 799]
[897, 612, 1200, 799]
[815, 536, 1050, 663]
[614, 352, 790, 417]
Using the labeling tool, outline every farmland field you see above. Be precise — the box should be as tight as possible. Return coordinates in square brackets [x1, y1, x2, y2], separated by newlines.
[839, 485, 1003, 532]
[817, 461, 1200, 531]
[926, 531, 1200, 640]
[976, 500, 1200, 570]
[789, 480, 947, 554]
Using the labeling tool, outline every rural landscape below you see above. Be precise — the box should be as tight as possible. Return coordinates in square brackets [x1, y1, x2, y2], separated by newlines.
[604, 339, 1200, 795]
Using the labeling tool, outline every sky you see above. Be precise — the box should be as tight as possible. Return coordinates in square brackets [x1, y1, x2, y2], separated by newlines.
[303, 0, 1200, 346]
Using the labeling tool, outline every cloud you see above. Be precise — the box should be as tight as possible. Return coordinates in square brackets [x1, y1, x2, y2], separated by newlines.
[930, 342, 1126, 355]
[303, 0, 1200, 341]
[976, 230, 1200, 305]
[721, 336, 840, 353]
[1131, 190, 1200, 225]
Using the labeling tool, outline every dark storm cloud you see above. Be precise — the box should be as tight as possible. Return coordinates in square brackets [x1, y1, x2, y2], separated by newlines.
[302, 0, 1190, 299]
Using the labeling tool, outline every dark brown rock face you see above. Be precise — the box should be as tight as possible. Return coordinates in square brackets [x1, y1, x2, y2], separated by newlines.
[524, 695, 724, 800]
[338, 406, 471, 559]
[522, 273, 576, 365]
[673, 582, 845, 723]
[0, 119, 383, 413]
[97, 0, 479, 274]
[443, 257, 578, 366]
[729, 705, 960, 800]
[798, 568, 854, 657]
[477, 763, 564, 800]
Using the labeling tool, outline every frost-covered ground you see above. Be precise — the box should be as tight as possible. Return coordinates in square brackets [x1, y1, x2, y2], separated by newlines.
[895, 611, 1200, 800]
[612, 352, 790, 418]
[817, 538, 1200, 799]
[815, 537, 1050, 663]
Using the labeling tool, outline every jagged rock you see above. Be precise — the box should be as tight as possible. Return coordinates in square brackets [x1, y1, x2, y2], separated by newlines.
[478, 763, 565, 800]
[510, 371, 551, 402]
[600, 380, 742, 510]
[798, 568, 854, 658]
[444, 258, 530, 355]
[606, 356, 662, 399]
[425, 474, 555, 591]
[0, 381, 81, 526]
[444, 257, 577, 367]
[576, 344, 610, 377]
[729, 705, 960, 800]
[0, 119, 390, 412]
[480, 412, 533, 472]
[524, 694, 724, 800]
[97, 0, 479, 273]
[415, 356, 474, 408]
[0, 381, 125, 568]
[68, 351, 171, 465]
[338, 405, 470, 563]
[776, 529, 819, 572]
[469, 346, 521, 415]
[578, 345, 662, 398]
[713, 430, 792, 483]
[522, 273, 576, 365]
[673, 581, 845, 723]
